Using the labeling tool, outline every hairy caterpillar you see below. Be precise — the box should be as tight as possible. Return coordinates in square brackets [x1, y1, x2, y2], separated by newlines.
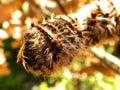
[17, 0, 120, 76]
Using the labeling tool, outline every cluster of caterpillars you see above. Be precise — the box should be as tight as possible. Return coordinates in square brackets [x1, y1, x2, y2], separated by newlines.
[17, 0, 120, 76]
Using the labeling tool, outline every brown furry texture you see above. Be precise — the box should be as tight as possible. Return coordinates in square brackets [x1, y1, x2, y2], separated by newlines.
[17, 0, 120, 76]
[17, 17, 81, 76]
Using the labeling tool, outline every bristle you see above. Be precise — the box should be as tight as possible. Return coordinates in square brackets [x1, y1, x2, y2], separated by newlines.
[17, 16, 81, 76]
[17, 0, 120, 76]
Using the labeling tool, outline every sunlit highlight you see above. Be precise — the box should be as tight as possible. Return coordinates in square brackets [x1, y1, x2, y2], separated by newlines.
[22, 1, 29, 13]
[10, 19, 21, 25]
[0, 49, 6, 64]
[12, 10, 22, 19]
[63, 69, 72, 79]
[25, 17, 32, 28]
[46, 0, 56, 8]
[2, 21, 9, 29]
[0, 29, 8, 39]
[13, 27, 21, 39]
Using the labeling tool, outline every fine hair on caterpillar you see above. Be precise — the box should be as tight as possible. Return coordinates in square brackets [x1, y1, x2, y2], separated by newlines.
[17, 16, 82, 76]
[17, 0, 120, 76]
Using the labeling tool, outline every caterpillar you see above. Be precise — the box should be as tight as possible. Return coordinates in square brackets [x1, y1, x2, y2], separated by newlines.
[17, 0, 120, 76]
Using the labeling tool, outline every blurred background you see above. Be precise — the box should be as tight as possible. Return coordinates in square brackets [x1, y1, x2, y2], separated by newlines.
[0, 0, 120, 90]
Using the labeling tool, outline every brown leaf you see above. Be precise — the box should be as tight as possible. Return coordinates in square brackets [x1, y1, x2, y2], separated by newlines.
[79, 62, 115, 77]
[92, 62, 115, 77]
[79, 66, 94, 75]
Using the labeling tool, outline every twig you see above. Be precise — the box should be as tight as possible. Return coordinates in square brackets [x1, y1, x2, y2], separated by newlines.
[56, 0, 67, 15]
[91, 47, 120, 74]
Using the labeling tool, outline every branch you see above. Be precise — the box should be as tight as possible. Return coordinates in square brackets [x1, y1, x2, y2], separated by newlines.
[91, 47, 120, 74]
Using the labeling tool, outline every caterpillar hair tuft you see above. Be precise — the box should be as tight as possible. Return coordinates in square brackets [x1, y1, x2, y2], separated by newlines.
[17, 0, 120, 76]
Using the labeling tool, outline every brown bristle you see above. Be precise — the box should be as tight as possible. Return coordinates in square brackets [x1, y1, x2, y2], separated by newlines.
[17, 0, 120, 76]
[17, 17, 81, 76]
